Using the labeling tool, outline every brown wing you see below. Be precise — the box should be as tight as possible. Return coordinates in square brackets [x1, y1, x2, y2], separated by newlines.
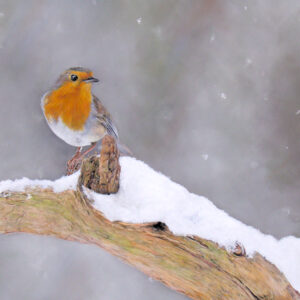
[92, 95, 119, 140]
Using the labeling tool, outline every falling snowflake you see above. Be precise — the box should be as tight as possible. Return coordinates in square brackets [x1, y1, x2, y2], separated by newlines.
[136, 17, 142, 24]
[220, 93, 227, 100]
[245, 58, 252, 66]
[202, 154, 209, 161]
[210, 34, 215, 43]
[296, 110, 300, 115]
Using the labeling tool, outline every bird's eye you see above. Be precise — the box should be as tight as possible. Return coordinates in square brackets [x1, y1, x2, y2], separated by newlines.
[70, 74, 78, 81]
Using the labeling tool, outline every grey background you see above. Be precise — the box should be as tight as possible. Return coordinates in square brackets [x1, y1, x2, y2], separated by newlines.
[0, 0, 299, 299]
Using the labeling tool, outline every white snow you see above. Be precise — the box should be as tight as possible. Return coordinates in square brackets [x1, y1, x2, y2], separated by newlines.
[245, 58, 252, 66]
[201, 154, 209, 161]
[136, 17, 142, 24]
[220, 92, 227, 100]
[0, 172, 79, 194]
[85, 157, 300, 291]
[0, 157, 299, 290]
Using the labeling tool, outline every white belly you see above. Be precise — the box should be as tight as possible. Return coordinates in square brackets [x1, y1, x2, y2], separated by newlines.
[46, 118, 100, 147]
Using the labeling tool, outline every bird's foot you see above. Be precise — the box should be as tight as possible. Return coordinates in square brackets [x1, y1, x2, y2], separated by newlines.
[66, 156, 83, 175]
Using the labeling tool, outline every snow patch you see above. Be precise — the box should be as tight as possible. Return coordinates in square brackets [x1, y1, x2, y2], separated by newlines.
[86, 157, 300, 291]
[0, 172, 80, 194]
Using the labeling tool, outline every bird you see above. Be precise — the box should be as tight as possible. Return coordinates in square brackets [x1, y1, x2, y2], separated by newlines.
[41, 67, 127, 174]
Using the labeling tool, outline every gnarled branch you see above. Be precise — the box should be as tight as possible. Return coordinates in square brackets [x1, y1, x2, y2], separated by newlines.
[0, 136, 299, 299]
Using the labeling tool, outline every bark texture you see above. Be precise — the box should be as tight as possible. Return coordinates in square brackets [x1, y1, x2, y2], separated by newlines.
[0, 136, 299, 299]
[0, 188, 299, 299]
[78, 135, 120, 194]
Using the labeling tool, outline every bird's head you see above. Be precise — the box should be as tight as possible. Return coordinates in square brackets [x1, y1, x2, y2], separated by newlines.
[54, 67, 99, 91]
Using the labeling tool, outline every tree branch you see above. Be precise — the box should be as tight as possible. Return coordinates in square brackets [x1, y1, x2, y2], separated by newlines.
[0, 187, 298, 299]
[0, 136, 299, 299]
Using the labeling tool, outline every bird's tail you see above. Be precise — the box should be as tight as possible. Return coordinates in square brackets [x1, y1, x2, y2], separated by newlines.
[117, 142, 133, 157]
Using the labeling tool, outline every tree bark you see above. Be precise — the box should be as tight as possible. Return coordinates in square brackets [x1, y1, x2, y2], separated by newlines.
[0, 136, 299, 299]
[78, 135, 121, 194]
[0, 188, 299, 299]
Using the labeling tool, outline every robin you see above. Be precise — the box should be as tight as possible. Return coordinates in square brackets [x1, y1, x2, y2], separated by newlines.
[41, 67, 129, 174]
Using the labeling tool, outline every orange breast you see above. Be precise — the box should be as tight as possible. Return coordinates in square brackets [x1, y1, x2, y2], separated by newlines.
[44, 82, 92, 131]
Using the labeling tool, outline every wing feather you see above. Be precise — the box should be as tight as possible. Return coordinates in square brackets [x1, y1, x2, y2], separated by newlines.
[92, 96, 119, 140]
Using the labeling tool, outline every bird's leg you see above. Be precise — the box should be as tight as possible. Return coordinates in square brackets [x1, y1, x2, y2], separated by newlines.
[79, 142, 97, 159]
[66, 147, 82, 175]
[69, 147, 82, 163]
[74, 147, 82, 157]
[66, 143, 97, 175]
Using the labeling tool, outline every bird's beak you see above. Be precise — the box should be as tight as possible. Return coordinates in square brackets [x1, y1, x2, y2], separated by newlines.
[83, 77, 99, 83]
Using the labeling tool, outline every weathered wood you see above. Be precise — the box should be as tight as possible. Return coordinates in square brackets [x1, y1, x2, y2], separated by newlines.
[0, 136, 299, 299]
[0, 187, 299, 299]
[78, 135, 120, 194]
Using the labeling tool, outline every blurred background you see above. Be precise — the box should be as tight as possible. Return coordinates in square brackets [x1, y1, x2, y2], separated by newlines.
[0, 0, 300, 299]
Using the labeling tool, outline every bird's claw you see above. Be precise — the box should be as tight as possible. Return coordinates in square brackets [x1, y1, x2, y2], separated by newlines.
[66, 157, 82, 175]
